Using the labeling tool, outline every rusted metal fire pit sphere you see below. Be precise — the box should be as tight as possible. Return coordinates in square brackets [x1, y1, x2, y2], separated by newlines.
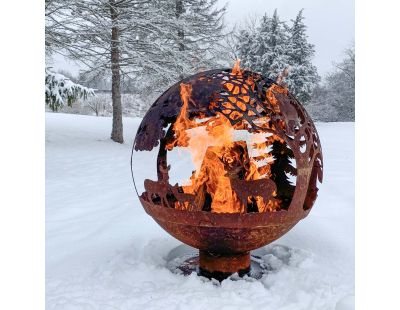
[132, 67, 323, 281]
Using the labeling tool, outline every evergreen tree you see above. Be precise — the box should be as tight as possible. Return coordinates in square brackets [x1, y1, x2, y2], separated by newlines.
[263, 10, 290, 80]
[285, 9, 320, 104]
[45, 68, 94, 112]
[239, 10, 289, 81]
[235, 29, 255, 68]
[235, 9, 319, 104]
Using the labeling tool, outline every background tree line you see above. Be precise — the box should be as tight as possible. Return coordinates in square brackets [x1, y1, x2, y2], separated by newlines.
[45, 2, 354, 144]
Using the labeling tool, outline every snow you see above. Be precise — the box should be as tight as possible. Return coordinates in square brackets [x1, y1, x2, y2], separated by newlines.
[46, 113, 354, 310]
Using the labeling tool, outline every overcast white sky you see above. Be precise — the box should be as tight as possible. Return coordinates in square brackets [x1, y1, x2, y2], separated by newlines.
[50, 0, 354, 77]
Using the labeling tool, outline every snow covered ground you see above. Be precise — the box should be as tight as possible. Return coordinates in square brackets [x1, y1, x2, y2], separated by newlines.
[46, 113, 354, 310]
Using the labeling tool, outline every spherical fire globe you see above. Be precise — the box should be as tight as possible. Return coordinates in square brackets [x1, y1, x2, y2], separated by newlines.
[131, 63, 323, 280]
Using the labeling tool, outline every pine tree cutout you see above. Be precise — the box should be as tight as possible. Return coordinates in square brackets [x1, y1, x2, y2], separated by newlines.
[269, 139, 296, 209]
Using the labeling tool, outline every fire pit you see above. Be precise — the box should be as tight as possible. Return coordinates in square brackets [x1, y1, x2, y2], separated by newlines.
[131, 62, 323, 281]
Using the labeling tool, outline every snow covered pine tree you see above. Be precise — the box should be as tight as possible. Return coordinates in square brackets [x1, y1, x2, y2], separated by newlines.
[285, 10, 319, 104]
[236, 9, 319, 104]
[237, 10, 290, 81]
[45, 68, 95, 112]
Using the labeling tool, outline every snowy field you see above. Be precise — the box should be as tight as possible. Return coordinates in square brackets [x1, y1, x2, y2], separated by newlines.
[46, 113, 354, 310]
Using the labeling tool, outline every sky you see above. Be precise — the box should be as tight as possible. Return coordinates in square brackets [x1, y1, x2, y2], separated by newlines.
[49, 0, 354, 78]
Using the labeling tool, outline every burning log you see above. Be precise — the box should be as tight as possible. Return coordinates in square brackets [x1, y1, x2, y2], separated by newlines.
[189, 141, 250, 213]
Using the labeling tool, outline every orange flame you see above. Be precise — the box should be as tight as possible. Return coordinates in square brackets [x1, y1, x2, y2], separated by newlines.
[167, 61, 281, 213]
[231, 59, 243, 76]
[166, 83, 196, 150]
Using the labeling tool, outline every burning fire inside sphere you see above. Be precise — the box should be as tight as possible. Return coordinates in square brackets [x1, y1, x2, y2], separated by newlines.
[131, 61, 323, 280]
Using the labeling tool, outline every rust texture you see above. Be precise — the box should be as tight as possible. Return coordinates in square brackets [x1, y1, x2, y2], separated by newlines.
[199, 250, 250, 281]
[132, 68, 323, 279]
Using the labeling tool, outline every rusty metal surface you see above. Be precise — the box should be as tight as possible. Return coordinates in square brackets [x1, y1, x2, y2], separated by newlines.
[199, 250, 250, 281]
[132, 68, 323, 277]
[140, 197, 299, 253]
